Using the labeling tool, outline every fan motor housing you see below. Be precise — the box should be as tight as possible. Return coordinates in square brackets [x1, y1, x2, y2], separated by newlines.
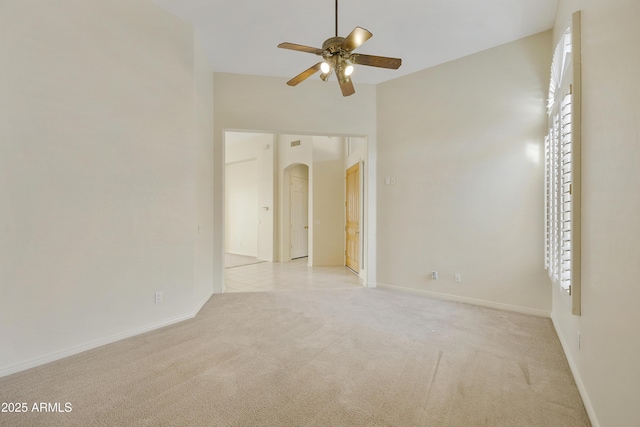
[322, 36, 345, 53]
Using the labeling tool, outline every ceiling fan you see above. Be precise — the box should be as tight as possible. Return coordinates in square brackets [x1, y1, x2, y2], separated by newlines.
[277, 0, 402, 97]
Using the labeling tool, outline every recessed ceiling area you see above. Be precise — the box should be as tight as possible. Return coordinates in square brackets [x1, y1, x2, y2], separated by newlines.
[150, 0, 559, 84]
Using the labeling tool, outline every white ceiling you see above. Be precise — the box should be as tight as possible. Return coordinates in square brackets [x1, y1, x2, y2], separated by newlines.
[151, 0, 558, 85]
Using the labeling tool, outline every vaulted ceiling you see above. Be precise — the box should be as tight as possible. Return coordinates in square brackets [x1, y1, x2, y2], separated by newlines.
[151, 0, 558, 84]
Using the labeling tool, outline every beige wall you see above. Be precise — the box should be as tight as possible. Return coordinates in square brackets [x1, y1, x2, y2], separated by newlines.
[192, 31, 216, 311]
[0, 0, 214, 375]
[225, 160, 258, 256]
[225, 132, 275, 261]
[376, 31, 553, 316]
[551, 2, 640, 426]
[312, 136, 345, 267]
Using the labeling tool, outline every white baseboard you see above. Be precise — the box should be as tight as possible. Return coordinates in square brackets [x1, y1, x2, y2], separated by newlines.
[0, 291, 215, 378]
[195, 290, 215, 313]
[551, 313, 600, 427]
[376, 283, 551, 317]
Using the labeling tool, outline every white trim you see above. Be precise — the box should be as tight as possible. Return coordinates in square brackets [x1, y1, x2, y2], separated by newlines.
[0, 291, 215, 378]
[195, 290, 215, 313]
[377, 283, 550, 318]
[551, 313, 600, 427]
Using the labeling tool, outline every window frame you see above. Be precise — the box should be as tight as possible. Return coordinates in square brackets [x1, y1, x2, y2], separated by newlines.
[545, 11, 582, 316]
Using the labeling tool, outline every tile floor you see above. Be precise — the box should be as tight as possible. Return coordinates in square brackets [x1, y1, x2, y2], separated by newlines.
[225, 253, 264, 268]
[225, 257, 362, 293]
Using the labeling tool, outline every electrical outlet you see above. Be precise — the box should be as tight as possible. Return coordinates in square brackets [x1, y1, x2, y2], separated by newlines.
[155, 291, 163, 304]
[454, 274, 462, 283]
[432, 271, 438, 280]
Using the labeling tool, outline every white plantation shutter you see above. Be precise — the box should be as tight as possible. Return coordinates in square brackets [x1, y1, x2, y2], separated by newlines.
[545, 12, 582, 315]
[560, 93, 573, 290]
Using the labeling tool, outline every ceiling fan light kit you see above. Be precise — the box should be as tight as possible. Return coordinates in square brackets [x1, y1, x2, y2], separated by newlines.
[277, 0, 402, 97]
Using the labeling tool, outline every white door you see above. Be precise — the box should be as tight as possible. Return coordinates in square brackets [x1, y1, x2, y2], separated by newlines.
[290, 176, 309, 259]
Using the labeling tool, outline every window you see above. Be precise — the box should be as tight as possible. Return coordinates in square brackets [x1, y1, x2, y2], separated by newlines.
[545, 12, 582, 315]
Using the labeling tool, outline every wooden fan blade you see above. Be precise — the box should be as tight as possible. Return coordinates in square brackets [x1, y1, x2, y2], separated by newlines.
[339, 77, 355, 97]
[286, 62, 323, 86]
[351, 53, 402, 69]
[341, 27, 373, 52]
[278, 42, 324, 55]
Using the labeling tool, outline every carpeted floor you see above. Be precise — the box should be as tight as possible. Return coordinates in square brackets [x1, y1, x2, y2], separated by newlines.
[0, 288, 591, 426]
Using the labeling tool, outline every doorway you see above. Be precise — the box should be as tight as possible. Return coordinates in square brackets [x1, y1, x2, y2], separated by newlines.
[219, 130, 371, 293]
[282, 163, 310, 262]
[290, 175, 309, 259]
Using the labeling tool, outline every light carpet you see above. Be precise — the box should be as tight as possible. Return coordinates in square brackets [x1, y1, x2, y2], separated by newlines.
[0, 288, 590, 426]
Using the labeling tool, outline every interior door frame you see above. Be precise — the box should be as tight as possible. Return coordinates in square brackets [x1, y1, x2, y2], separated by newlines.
[345, 162, 361, 272]
[281, 163, 310, 263]
[289, 174, 309, 260]
[217, 129, 374, 293]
